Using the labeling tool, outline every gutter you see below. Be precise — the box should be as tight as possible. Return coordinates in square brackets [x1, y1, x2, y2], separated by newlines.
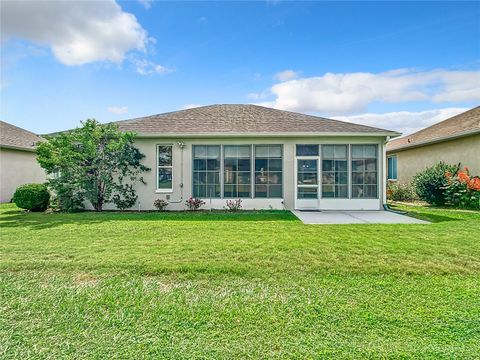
[0, 144, 37, 153]
[133, 131, 402, 139]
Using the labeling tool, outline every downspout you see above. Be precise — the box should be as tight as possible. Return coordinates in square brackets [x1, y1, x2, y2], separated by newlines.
[168, 141, 185, 204]
[382, 135, 407, 215]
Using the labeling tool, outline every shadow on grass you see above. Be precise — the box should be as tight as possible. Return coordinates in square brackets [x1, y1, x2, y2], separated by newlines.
[387, 203, 468, 223]
[408, 212, 460, 223]
[0, 209, 299, 230]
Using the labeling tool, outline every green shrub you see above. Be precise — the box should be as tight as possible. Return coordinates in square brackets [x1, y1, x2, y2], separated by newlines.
[13, 183, 50, 211]
[413, 162, 460, 206]
[153, 199, 168, 211]
[386, 182, 416, 202]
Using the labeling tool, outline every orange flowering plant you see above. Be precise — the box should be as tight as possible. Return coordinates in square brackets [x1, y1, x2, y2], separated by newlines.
[443, 167, 480, 210]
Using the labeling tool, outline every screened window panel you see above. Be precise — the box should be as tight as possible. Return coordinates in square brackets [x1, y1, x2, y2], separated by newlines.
[351, 145, 378, 198]
[224, 145, 252, 198]
[321, 145, 348, 198]
[296, 144, 319, 156]
[254, 145, 283, 198]
[193, 145, 221, 198]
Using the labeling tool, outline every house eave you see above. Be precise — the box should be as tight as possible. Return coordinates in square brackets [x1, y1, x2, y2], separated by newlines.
[133, 131, 401, 139]
[386, 128, 480, 153]
[0, 144, 37, 153]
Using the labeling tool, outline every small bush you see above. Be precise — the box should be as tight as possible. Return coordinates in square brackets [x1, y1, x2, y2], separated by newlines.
[413, 162, 460, 205]
[225, 199, 242, 212]
[386, 182, 417, 202]
[153, 199, 168, 211]
[443, 167, 480, 210]
[185, 197, 205, 211]
[13, 183, 50, 211]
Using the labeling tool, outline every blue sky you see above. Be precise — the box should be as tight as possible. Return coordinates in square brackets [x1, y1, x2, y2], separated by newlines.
[1, 1, 479, 134]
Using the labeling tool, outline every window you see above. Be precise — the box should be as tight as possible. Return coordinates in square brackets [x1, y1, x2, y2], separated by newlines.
[224, 145, 251, 198]
[387, 155, 397, 180]
[297, 159, 318, 199]
[254, 145, 283, 198]
[351, 145, 378, 198]
[296, 144, 319, 156]
[157, 145, 173, 191]
[193, 145, 221, 198]
[322, 145, 348, 198]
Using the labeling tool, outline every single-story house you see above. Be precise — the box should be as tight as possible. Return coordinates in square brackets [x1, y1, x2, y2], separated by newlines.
[0, 121, 46, 203]
[108, 104, 400, 211]
[386, 107, 480, 184]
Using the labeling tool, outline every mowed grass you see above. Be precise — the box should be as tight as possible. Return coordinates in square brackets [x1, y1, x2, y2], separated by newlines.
[0, 204, 479, 359]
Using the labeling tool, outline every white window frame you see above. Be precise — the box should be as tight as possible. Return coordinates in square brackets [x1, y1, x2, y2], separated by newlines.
[156, 144, 173, 193]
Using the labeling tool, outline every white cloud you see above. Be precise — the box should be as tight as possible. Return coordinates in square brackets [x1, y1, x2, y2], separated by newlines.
[131, 58, 173, 75]
[182, 104, 203, 110]
[137, 0, 153, 9]
[261, 68, 480, 114]
[274, 69, 299, 82]
[1, 0, 149, 66]
[107, 106, 128, 115]
[333, 107, 468, 135]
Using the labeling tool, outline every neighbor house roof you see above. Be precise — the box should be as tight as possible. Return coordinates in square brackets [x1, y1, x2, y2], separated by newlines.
[0, 121, 43, 152]
[116, 104, 400, 137]
[387, 107, 480, 153]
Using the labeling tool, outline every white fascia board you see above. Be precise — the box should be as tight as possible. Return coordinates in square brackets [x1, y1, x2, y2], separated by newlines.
[134, 131, 401, 139]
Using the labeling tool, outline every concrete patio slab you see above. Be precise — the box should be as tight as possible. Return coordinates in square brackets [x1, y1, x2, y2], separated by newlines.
[293, 210, 429, 224]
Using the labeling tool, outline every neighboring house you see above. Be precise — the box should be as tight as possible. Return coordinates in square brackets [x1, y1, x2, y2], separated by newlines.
[106, 104, 400, 211]
[386, 107, 480, 184]
[0, 121, 46, 203]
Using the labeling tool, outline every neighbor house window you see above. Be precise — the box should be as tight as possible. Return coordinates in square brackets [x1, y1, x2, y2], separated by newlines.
[157, 145, 173, 191]
[193, 145, 221, 198]
[224, 145, 251, 198]
[297, 159, 318, 199]
[322, 145, 348, 198]
[351, 145, 378, 198]
[387, 155, 397, 180]
[254, 145, 283, 198]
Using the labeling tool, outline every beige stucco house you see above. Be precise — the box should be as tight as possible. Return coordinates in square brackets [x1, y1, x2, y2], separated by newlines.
[0, 121, 46, 203]
[386, 107, 480, 184]
[105, 104, 400, 211]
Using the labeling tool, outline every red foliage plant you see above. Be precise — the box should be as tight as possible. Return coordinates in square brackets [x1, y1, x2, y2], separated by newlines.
[447, 167, 480, 191]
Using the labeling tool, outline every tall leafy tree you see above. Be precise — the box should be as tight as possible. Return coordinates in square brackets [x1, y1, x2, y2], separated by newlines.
[37, 119, 150, 211]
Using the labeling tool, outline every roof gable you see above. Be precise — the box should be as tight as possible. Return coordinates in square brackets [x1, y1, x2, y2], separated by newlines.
[116, 104, 399, 137]
[387, 107, 480, 152]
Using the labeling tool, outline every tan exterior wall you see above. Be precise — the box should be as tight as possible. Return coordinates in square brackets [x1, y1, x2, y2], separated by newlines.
[0, 148, 46, 203]
[387, 134, 480, 184]
[100, 135, 388, 211]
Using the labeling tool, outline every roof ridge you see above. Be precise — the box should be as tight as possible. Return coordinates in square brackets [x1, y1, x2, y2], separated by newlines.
[113, 104, 398, 134]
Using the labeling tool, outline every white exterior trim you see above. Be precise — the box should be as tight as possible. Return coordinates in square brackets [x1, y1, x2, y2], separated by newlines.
[136, 131, 400, 139]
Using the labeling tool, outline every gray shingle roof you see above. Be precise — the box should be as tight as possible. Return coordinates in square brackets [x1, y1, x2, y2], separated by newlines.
[387, 106, 480, 152]
[0, 121, 43, 151]
[116, 104, 399, 136]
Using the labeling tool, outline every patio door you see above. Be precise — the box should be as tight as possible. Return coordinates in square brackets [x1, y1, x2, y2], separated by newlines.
[295, 158, 319, 209]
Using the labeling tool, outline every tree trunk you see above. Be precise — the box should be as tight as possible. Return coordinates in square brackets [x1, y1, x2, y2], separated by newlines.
[95, 181, 104, 212]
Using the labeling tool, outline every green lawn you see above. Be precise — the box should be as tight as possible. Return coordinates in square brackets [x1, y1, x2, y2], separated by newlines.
[1, 204, 479, 359]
